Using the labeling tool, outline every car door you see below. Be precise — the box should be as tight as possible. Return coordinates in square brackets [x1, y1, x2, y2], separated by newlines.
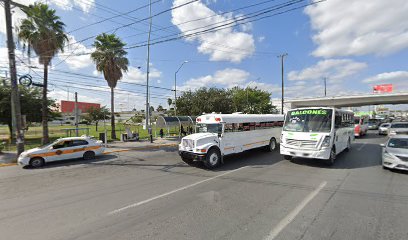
[70, 140, 90, 158]
[48, 140, 74, 162]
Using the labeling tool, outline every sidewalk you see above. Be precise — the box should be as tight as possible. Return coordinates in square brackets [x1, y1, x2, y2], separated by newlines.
[0, 138, 180, 166]
[0, 152, 17, 166]
[106, 137, 179, 150]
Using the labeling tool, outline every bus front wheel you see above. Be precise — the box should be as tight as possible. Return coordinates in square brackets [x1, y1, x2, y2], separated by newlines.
[283, 155, 292, 160]
[266, 138, 277, 152]
[204, 148, 221, 169]
[327, 147, 336, 166]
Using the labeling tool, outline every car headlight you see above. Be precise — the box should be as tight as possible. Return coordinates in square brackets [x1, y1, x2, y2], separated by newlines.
[383, 150, 394, 159]
[322, 136, 331, 148]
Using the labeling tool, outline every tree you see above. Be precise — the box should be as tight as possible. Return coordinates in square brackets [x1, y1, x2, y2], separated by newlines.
[84, 106, 109, 131]
[17, 3, 68, 144]
[231, 87, 276, 114]
[149, 106, 155, 115]
[167, 98, 172, 109]
[175, 87, 276, 115]
[91, 33, 129, 139]
[0, 85, 59, 136]
[156, 105, 164, 112]
[129, 114, 144, 124]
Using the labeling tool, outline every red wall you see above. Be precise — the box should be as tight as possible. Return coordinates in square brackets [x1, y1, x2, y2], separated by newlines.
[60, 100, 100, 113]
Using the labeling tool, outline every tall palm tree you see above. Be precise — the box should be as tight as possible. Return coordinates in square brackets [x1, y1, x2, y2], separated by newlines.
[91, 33, 128, 139]
[17, 3, 68, 144]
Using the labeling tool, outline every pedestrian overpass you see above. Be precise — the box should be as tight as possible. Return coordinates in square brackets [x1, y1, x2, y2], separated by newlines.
[286, 92, 408, 109]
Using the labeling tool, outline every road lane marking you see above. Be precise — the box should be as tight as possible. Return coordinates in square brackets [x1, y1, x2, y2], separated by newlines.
[107, 166, 247, 215]
[356, 143, 366, 151]
[264, 181, 327, 240]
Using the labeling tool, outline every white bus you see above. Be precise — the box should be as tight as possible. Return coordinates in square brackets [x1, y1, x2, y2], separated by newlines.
[179, 113, 284, 168]
[280, 107, 354, 165]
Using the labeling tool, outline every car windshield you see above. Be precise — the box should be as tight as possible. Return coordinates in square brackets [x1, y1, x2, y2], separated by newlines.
[283, 109, 332, 132]
[391, 123, 408, 128]
[388, 138, 408, 149]
[196, 123, 222, 134]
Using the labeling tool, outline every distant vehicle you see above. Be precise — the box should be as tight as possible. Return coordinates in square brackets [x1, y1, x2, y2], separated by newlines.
[178, 113, 284, 169]
[18, 137, 104, 168]
[378, 123, 391, 135]
[382, 135, 408, 171]
[354, 116, 368, 137]
[368, 119, 380, 130]
[389, 122, 408, 136]
[280, 107, 354, 165]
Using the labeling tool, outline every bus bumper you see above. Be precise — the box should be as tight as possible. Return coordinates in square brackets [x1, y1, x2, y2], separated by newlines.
[179, 151, 206, 161]
[280, 145, 330, 160]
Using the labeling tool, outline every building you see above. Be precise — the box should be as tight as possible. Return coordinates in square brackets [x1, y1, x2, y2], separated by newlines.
[60, 100, 100, 113]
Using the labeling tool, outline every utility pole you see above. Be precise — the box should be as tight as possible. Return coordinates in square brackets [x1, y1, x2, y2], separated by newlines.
[145, 0, 152, 130]
[4, 0, 25, 155]
[74, 92, 79, 137]
[323, 77, 327, 97]
[278, 53, 288, 114]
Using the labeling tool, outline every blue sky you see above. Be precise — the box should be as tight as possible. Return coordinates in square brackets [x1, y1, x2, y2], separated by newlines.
[1, 0, 407, 111]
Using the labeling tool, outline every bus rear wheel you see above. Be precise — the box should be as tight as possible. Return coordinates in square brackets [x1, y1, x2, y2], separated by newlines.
[204, 148, 221, 169]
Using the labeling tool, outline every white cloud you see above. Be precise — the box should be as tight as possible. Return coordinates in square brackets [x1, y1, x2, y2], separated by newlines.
[258, 36, 265, 43]
[62, 35, 94, 70]
[0, 0, 95, 35]
[121, 66, 162, 84]
[305, 0, 408, 57]
[362, 71, 408, 89]
[179, 68, 250, 91]
[171, 0, 255, 63]
[288, 59, 367, 82]
[362, 71, 408, 83]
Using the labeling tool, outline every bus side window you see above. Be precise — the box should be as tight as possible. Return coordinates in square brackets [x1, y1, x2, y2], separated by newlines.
[225, 123, 233, 132]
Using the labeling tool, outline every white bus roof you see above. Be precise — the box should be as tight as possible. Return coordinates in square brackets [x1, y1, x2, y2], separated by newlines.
[196, 113, 284, 124]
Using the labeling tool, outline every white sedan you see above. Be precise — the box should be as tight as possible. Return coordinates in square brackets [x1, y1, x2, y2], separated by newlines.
[382, 135, 408, 171]
[18, 137, 104, 168]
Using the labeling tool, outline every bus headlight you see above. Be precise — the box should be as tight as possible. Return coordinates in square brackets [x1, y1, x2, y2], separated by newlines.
[322, 136, 331, 148]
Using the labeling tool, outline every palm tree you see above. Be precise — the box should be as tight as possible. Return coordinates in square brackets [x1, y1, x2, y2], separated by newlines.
[17, 3, 68, 144]
[91, 33, 128, 139]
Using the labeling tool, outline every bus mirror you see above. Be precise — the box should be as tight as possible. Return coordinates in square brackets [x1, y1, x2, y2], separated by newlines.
[218, 133, 222, 138]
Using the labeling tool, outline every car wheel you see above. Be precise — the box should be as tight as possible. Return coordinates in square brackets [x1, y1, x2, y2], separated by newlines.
[204, 148, 221, 169]
[30, 157, 45, 168]
[266, 138, 277, 152]
[83, 151, 95, 160]
[283, 155, 292, 160]
[345, 138, 351, 152]
[327, 147, 336, 166]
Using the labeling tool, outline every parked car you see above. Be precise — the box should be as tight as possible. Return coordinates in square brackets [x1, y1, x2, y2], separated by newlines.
[368, 119, 380, 130]
[378, 123, 391, 135]
[389, 122, 408, 136]
[382, 135, 408, 171]
[18, 136, 104, 168]
[354, 116, 368, 137]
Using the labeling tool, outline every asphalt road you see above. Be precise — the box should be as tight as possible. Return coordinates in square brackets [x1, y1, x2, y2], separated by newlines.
[1, 131, 408, 240]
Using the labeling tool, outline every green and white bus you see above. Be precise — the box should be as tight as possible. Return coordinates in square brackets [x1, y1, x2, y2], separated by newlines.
[280, 107, 354, 165]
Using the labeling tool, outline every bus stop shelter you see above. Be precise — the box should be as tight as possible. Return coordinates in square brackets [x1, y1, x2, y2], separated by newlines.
[156, 116, 196, 137]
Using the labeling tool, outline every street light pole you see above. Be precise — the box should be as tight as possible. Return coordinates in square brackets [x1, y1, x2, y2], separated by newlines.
[174, 61, 188, 116]
[278, 53, 288, 114]
[145, 0, 152, 129]
[323, 77, 327, 97]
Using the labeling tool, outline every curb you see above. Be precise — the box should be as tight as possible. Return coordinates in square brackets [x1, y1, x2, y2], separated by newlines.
[106, 143, 178, 152]
[0, 163, 17, 167]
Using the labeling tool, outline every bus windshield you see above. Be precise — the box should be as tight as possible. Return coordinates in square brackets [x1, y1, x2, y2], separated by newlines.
[283, 109, 333, 133]
[196, 123, 222, 134]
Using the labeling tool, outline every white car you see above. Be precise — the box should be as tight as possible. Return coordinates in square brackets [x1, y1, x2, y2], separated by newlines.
[378, 123, 391, 135]
[382, 135, 408, 171]
[389, 122, 408, 136]
[18, 137, 104, 168]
